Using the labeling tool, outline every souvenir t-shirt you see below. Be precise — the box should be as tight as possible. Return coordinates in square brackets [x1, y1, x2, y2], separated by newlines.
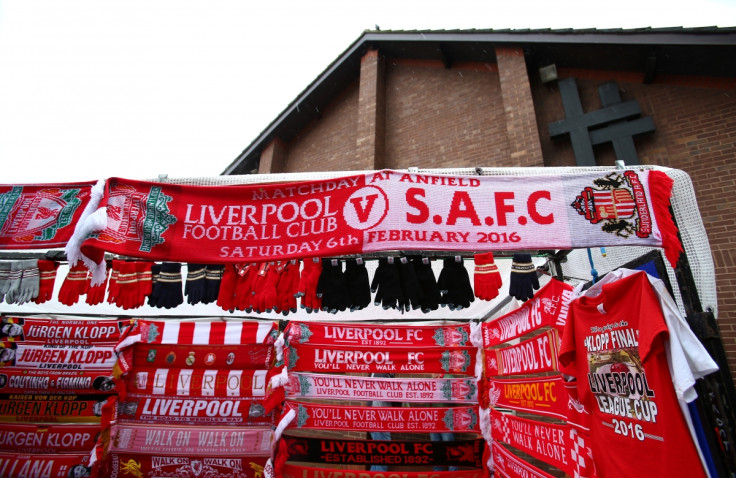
[558, 271, 707, 478]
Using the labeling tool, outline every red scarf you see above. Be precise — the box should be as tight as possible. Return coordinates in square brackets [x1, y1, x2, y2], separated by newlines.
[0, 423, 100, 453]
[101, 453, 268, 478]
[0, 369, 115, 392]
[281, 464, 486, 478]
[0, 452, 91, 477]
[117, 319, 277, 350]
[124, 367, 268, 398]
[492, 441, 556, 478]
[1, 315, 130, 345]
[485, 330, 559, 376]
[483, 376, 572, 420]
[0, 393, 112, 423]
[5, 343, 116, 371]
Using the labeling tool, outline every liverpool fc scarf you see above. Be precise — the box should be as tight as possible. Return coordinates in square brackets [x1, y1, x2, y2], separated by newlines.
[0, 181, 95, 249]
[482, 278, 573, 347]
[484, 376, 573, 420]
[285, 321, 472, 348]
[281, 464, 486, 478]
[67, 169, 683, 283]
[484, 330, 559, 376]
[286, 372, 477, 403]
[0, 423, 100, 453]
[280, 400, 480, 434]
[281, 435, 484, 468]
[109, 423, 272, 456]
[286, 343, 476, 375]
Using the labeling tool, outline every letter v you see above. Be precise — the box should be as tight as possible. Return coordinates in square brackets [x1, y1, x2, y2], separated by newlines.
[350, 194, 378, 222]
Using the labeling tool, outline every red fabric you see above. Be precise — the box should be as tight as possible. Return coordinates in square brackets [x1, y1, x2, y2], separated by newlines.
[57, 262, 89, 306]
[558, 271, 707, 478]
[106, 259, 123, 305]
[135, 260, 153, 304]
[297, 257, 322, 312]
[276, 259, 300, 314]
[492, 441, 557, 478]
[216, 263, 240, 311]
[86, 266, 110, 305]
[647, 170, 683, 268]
[282, 463, 485, 477]
[0, 423, 100, 453]
[474, 251, 502, 300]
[33, 259, 59, 304]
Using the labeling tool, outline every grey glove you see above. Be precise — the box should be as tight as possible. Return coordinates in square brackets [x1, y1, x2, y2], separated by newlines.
[4, 261, 24, 304]
[17, 259, 40, 305]
[0, 262, 10, 303]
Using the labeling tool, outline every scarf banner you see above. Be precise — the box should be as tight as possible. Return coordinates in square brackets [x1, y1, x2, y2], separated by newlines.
[492, 441, 556, 478]
[0, 452, 92, 478]
[118, 392, 273, 426]
[117, 319, 276, 351]
[485, 330, 559, 376]
[0, 423, 100, 453]
[286, 343, 476, 375]
[0, 369, 115, 392]
[0, 181, 94, 249]
[285, 321, 472, 348]
[283, 400, 480, 433]
[0, 316, 132, 345]
[110, 423, 272, 455]
[0, 392, 111, 423]
[282, 464, 486, 478]
[482, 279, 573, 347]
[0, 343, 116, 371]
[70, 169, 681, 279]
[490, 408, 593, 477]
[126, 368, 268, 397]
[116, 343, 274, 375]
[104, 453, 267, 478]
[282, 435, 484, 468]
[286, 372, 477, 403]
[485, 376, 571, 420]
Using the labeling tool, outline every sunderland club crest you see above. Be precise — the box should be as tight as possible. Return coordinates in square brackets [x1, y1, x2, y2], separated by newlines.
[571, 171, 653, 239]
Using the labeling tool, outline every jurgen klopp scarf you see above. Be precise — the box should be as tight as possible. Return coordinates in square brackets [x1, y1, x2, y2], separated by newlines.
[0, 315, 131, 345]
[66, 169, 683, 284]
[0, 423, 101, 453]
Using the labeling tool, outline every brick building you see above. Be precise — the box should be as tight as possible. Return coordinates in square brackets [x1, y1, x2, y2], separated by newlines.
[223, 28, 736, 378]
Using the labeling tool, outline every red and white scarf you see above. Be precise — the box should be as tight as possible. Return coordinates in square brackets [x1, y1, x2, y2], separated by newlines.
[0, 315, 130, 345]
[0, 423, 101, 453]
[125, 367, 268, 398]
[485, 330, 559, 376]
[101, 453, 268, 478]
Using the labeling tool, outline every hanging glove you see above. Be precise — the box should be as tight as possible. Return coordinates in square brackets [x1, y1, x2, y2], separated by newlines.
[297, 257, 322, 313]
[317, 258, 349, 313]
[34, 260, 59, 305]
[412, 256, 441, 313]
[58, 262, 89, 306]
[3, 261, 25, 304]
[86, 266, 110, 306]
[203, 265, 224, 304]
[234, 263, 259, 312]
[14, 259, 39, 305]
[185, 264, 207, 305]
[397, 256, 423, 312]
[344, 258, 371, 311]
[216, 264, 239, 311]
[147, 263, 162, 307]
[437, 256, 474, 310]
[276, 260, 300, 315]
[371, 257, 404, 311]
[253, 262, 281, 313]
[135, 261, 153, 307]
[106, 260, 123, 305]
[114, 261, 139, 310]
[509, 253, 539, 301]
[154, 262, 183, 309]
[0, 262, 11, 303]
[473, 252, 503, 301]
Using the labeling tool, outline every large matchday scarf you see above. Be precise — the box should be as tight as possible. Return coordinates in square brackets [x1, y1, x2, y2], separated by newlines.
[490, 408, 594, 478]
[0, 369, 115, 392]
[484, 330, 559, 376]
[0, 392, 112, 423]
[117, 393, 273, 426]
[103, 453, 268, 478]
[67, 169, 682, 283]
[286, 372, 477, 403]
[281, 435, 484, 468]
[286, 343, 476, 375]
[109, 423, 272, 455]
[1, 315, 131, 345]
[280, 400, 480, 434]
[116, 319, 277, 351]
[285, 321, 473, 348]
[0, 181, 95, 249]
[481, 278, 573, 347]
[492, 441, 556, 478]
[0, 452, 92, 477]
[125, 367, 268, 398]
[281, 464, 486, 478]
[0, 423, 101, 453]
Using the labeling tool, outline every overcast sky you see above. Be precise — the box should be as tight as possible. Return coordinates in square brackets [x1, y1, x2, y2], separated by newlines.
[1, 0, 734, 185]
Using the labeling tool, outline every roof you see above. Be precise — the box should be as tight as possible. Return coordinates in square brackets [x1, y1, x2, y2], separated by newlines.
[223, 26, 736, 175]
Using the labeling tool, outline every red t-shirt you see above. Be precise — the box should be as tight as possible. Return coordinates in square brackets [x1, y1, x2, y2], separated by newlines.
[559, 271, 706, 478]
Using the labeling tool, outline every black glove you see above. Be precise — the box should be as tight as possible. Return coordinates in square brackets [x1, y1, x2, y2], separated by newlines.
[317, 259, 349, 313]
[154, 262, 183, 309]
[397, 256, 423, 312]
[147, 263, 161, 307]
[411, 256, 440, 313]
[203, 265, 224, 304]
[370, 257, 404, 311]
[344, 258, 371, 311]
[509, 253, 539, 301]
[185, 264, 207, 305]
[437, 256, 475, 310]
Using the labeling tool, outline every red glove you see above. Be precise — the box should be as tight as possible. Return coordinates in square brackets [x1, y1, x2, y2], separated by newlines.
[34, 260, 59, 304]
[234, 263, 258, 312]
[276, 260, 300, 315]
[106, 260, 123, 305]
[216, 264, 240, 311]
[298, 257, 322, 313]
[136, 261, 153, 306]
[86, 267, 110, 305]
[253, 262, 281, 313]
[115, 261, 139, 309]
[473, 252, 502, 301]
[58, 263, 89, 306]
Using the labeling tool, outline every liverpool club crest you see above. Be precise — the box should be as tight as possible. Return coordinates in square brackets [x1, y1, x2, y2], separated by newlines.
[571, 171, 653, 239]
